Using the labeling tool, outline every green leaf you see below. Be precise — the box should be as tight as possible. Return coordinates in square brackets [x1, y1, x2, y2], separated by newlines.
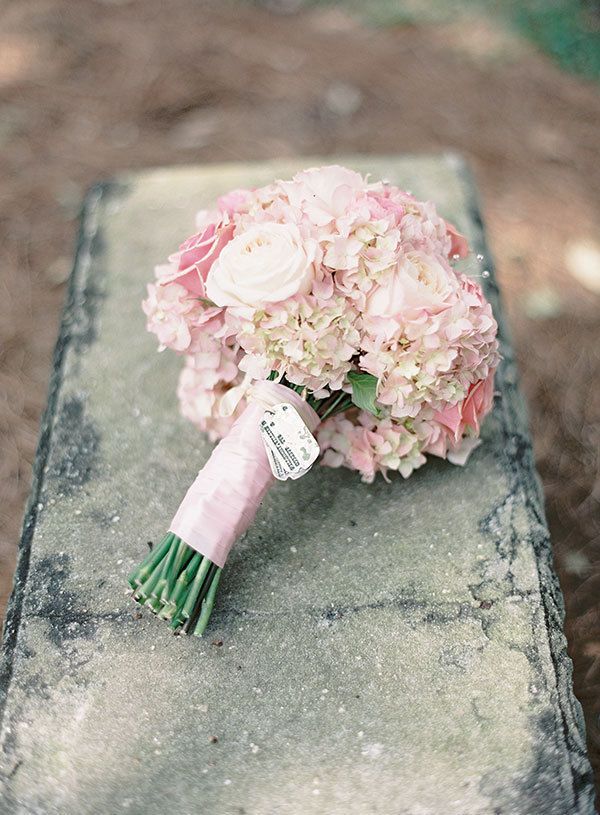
[347, 371, 381, 417]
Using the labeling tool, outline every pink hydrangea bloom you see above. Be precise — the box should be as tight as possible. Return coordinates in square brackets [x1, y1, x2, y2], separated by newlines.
[217, 188, 253, 216]
[142, 282, 200, 352]
[361, 272, 499, 419]
[177, 337, 245, 442]
[231, 294, 361, 391]
[318, 412, 427, 483]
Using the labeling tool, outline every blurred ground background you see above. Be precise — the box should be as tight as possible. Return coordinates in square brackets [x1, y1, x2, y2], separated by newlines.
[1, 0, 599, 791]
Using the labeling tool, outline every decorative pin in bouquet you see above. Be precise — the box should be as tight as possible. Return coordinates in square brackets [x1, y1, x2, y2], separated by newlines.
[128, 165, 500, 636]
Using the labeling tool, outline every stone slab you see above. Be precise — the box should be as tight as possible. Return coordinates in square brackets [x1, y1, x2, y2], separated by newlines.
[0, 155, 595, 814]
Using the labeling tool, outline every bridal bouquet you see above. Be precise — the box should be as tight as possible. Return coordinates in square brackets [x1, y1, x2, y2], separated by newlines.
[128, 165, 500, 636]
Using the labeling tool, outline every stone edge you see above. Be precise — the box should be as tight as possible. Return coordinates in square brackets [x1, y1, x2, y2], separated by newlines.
[451, 153, 595, 811]
[0, 182, 109, 723]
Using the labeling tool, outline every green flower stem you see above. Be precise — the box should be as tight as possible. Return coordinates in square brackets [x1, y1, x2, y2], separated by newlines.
[145, 595, 164, 615]
[150, 549, 173, 605]
[161, 551, 203, 622]
[180, 556, 213, 621]
[193, 568, 222, 638]
[183, 562, 219, 634]
[133, 560, 165, 603]
[329, 396, 354, 418]
[319, 391, 351, 420]
[161, 538, 191, 604]
[128, 533, 173, 589]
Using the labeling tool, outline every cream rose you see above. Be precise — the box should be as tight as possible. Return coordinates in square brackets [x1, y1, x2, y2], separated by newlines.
[206, 222, 316, 308]
[366, 251, 456, 318]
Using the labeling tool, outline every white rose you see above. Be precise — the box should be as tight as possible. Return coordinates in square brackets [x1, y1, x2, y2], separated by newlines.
[367, 251, 456, 318]
[206, 222, 316, 308]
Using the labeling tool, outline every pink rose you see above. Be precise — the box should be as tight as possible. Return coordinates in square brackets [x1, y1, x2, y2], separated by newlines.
[160, 219, 234, 297]
[445, 220, 469, 259]
[434, 370, 495, 442]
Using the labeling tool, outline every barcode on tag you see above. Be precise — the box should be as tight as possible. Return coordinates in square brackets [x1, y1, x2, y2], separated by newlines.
[259, 403, 320, 481]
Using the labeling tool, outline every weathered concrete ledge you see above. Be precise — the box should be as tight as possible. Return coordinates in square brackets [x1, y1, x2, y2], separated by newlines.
[0, 156, 595, 814]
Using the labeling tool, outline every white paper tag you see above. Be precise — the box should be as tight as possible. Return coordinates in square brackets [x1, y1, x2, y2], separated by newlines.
[259, 403, 320, 481]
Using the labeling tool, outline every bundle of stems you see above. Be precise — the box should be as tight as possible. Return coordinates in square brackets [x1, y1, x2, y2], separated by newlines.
[128, 534, 222, 636]
[128, 377, 352, 636]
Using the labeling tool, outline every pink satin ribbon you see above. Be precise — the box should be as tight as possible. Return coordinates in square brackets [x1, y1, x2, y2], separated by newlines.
[169, 381, 320, 567]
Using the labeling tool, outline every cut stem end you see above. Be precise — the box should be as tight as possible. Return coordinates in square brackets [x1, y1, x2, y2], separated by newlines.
[128, 533, 222, 637]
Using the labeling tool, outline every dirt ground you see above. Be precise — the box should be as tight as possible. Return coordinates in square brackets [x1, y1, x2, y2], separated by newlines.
[1, 0, 599, 789]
